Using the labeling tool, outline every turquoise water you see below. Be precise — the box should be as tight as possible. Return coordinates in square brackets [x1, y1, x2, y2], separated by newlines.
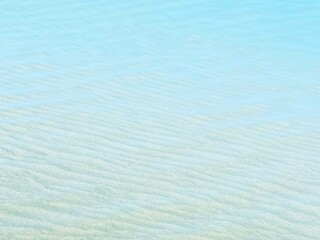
[1, 1, 320, 239]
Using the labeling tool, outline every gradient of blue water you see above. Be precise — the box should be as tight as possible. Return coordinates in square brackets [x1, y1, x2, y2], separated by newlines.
[1, 1, 320, 239]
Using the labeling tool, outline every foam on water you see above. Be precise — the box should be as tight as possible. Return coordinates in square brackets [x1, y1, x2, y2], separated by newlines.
[1, 1, 320, 239]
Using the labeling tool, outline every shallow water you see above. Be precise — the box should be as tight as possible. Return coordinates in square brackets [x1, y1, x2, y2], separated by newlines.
[1, 1, 320, 239]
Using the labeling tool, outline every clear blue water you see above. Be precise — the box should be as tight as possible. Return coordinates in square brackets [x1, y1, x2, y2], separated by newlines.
[1, 1, 320, 239]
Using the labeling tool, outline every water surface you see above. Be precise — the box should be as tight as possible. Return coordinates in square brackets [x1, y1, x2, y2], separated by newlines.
[1, 1, 320, 239]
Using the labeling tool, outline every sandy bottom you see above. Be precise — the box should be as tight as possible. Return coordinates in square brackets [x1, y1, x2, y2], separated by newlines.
[1, 1, 320, 239]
